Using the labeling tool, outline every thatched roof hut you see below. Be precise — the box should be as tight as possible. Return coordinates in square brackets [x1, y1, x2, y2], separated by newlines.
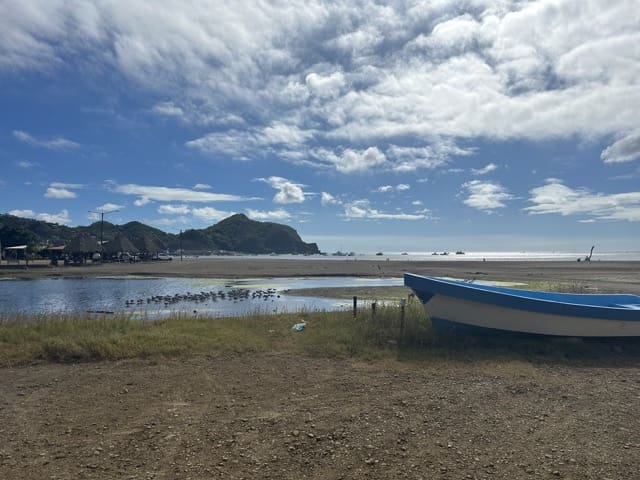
[103, 233, 139, 255]
[135, 234, 165, 255]
[64, 234, 102, 254]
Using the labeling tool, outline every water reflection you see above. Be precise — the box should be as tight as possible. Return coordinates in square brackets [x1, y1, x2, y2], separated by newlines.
[0, 276, 402, 317]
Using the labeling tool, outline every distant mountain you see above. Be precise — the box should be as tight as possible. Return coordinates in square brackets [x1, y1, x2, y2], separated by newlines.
[0, 213, 320, 255]
[204, 213, 319, 254]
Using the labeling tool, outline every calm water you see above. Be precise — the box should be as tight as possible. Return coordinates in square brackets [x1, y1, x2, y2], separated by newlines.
[0, 276, 403, 317]
[204, 251, 640, 262]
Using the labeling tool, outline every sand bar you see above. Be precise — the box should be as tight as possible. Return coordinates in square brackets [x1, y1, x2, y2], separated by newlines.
[2, 257, 639, 294]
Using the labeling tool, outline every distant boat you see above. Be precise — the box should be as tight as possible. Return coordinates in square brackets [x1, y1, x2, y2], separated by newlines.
[455, 251, 465, 255]
[404, 274, 640, 337]
[376, 252, 384, 256]
[401, 252, 408, 255]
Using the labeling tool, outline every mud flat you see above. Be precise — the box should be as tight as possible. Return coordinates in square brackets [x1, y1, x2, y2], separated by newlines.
[2, 258, 639, 294]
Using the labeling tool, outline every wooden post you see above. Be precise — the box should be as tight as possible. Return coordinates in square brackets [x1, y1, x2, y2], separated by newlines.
[400, 298, 406, 336]
[353, 296, 357, 317]
[371, 302, 376, 318]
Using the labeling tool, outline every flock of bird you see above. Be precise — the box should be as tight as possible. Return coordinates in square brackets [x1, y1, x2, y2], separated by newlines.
[124, 287, 281, 308]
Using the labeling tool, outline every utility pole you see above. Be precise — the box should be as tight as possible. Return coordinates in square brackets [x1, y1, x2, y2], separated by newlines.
[179, 229, 183, 261]
[88, 209, 119, 262]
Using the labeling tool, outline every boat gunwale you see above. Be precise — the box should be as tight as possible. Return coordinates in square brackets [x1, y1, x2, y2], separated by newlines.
[404, 273, 640, 322]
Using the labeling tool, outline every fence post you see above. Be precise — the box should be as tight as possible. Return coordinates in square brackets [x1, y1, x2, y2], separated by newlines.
[353, 296, 357, 318]
[371, 301, 376, 318]
[400, 298, 406, 337]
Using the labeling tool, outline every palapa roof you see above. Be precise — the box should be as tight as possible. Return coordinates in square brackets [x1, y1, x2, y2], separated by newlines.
[64, 234, 102, 253]
[103, 233, 139, 255]
[135, 233, 165, 253]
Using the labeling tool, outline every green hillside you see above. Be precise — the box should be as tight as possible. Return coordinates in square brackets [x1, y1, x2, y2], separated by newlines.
[0, 213, 320, 255]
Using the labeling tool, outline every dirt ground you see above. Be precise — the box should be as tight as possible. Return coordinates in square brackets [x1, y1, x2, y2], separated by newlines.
[2, 353, 640, 480]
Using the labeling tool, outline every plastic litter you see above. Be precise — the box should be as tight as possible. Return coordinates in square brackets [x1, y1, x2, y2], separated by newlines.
[291, 322, 306, 332]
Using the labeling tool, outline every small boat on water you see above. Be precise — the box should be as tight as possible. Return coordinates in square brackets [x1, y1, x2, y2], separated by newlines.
[404, 273, 640, 337]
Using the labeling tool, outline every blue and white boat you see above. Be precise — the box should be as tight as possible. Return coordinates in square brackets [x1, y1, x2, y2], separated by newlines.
[404, 273, 640, 337]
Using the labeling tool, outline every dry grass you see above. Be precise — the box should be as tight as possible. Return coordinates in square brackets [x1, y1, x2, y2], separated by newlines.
[3, 298, 640, 368]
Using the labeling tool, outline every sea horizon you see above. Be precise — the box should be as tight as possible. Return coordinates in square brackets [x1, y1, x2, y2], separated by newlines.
[194, 250, 640, 262]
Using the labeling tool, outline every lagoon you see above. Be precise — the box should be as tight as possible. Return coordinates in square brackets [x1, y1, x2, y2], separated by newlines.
[0, 276, 403, 317]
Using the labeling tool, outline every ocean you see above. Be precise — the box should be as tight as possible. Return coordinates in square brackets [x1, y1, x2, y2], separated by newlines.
[197, 251, 640, 262]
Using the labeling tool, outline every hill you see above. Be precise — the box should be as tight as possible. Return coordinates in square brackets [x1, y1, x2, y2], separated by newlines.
[0, 213, 320, 255]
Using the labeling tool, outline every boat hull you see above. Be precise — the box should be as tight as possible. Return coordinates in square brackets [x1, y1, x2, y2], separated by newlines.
[405, 274, 640, 337]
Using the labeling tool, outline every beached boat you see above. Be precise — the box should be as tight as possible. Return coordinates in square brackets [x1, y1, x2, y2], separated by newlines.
[404, 273, 640, 337]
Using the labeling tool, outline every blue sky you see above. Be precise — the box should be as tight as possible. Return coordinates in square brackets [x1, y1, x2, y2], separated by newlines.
[1, 0, 640, 253]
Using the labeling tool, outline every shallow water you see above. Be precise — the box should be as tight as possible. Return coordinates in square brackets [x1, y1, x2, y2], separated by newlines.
[0, 276, 402, 317]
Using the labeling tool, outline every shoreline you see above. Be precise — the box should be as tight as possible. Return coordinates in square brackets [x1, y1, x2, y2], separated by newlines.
[1, 257, 639, 294]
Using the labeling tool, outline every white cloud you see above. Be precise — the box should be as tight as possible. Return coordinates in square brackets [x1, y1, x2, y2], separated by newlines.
[424, 14, 482, 52]
[331, 147, 387, 174]
[8, 208, 71, 225]
[343, 200, 427, 221]
[95, 203, 123, 212]
[158, 204, 191, 215]
[601, 131, 640, 164]
[87, 203, 123, 221]
[44, 181, 86, 199]
[471, 163, 498, 175]
[152, 101, 184, 118]
[193, 183, 212, 190]
[186, 123, 313, 160]
[191, 207, 232, 222]
[113, 183, 255, 205]
[154, 204, 230, 223]
[376, 184, 410, 193]
[2, 0, 639, 173]
[257, 176, 306, 204]
[16, 160, 36, 168]
[321, 192, 339, 206]
[306, 71, 346, 98]
[45, 187, 77, 199]
[246, 208, 291, 220]
[8, 209, 36, 218]
[261, 122, 313, 146]
[462, 180, 512, 212]
[525, 179, 640, 222]
[13, 130, 79, 150]
[389, 142, 475, 173]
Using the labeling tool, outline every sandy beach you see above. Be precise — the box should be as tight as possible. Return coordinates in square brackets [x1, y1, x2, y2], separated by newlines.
[2, 257, 640, 294]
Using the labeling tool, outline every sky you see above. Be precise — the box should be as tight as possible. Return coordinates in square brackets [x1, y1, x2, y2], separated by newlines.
[1, 0, 640, 253]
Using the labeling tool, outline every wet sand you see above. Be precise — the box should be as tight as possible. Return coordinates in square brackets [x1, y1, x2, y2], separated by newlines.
[2, 257, 640, 294]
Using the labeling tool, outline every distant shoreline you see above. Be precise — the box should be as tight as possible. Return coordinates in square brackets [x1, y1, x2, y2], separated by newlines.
[2, 257, 639, 294]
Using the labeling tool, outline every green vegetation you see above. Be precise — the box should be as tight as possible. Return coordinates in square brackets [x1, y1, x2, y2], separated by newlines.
[0, 212, 319, 255]
[2, 300, 640, 368]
